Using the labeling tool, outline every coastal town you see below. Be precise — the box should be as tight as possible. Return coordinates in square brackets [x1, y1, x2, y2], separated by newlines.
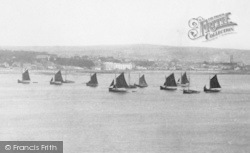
[0, 49, 249, 73]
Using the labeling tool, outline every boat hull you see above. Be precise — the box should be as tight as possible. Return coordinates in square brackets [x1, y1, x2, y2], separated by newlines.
[109, 87, 127, 93]
[134, 84, 148, 88]
[50, 81, 62, 85]
[63, 80, 75, 83]
[128, 85, 137, 89]
[160, 86, 177, 90]
[204, 87, 221, 93]
[18, 80, 30, 84]
[86, 83, 98, 87]
[183, 89, 200, 94]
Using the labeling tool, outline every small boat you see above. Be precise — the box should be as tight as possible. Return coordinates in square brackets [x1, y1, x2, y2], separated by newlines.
[50, 77, 62, 85]
[160, 73, 177, 90]
[134, 74, 148, 88]
[127, 72, 137, 88]
[183, 76, 200, 94]
[63, 80, 75, 83]
[18, 69, 31, 84]
[109, 72, 128, 92]
[177, 72, 189, 87]
[204, 75, 221, 93]
[50, 70, 63, 85]
[86, 73, 98, 87]
[183, 89, 200, 94]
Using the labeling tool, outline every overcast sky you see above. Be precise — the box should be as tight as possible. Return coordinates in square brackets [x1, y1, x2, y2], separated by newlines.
[0, 0, 249, 49]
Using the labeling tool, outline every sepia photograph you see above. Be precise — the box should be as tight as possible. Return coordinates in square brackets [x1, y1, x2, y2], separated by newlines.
[0, 0, 249, 153]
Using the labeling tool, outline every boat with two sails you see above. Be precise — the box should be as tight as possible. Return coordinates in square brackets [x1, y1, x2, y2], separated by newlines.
[204, 74, 221, 93]
[50, 70, 75, 85]
[160, 73, 177, 90]
[109, 72, 128, 93]
[50, 70, 63, 85]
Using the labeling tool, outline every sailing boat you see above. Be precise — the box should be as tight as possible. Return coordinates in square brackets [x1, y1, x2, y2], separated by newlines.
[128, 72, 137, 88]
[160, 73, 177, 90]
[50, 70, 63, 85]
[183, 76, 200, 94]
[109, 72, 128, 92]
[134, 74, 148, 88]
[177, 72, 189, 87]
[86, 73, 98, 87]
[204, 74, 221, 93]
[18, 69, 31, 84]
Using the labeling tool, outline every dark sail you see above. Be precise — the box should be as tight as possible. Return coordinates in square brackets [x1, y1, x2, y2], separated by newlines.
[116, 72, 129, 88]
[210, 75, 221, 88]
[54, 70, 64, 82]
[88, 73, 98, 84]
[139, 75, 148, 86]
[181, 72, 189, 84]
[164, 73, 177, 87]
[22, 70, 30, 81]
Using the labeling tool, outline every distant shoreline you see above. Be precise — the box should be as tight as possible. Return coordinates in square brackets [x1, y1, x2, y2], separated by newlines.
[0, 68, 249, 75]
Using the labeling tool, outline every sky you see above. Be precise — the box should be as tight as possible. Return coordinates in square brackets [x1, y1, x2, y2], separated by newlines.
[0, 0, 249, 50]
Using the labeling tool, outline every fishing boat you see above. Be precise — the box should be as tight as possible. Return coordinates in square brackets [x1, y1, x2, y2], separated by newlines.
[183, 76, 200, 94]
[109, 72, 128, 92]
[18, 69, 31, 84]
[134, 74, 148, 88]
[204, 74, 221, 93]
[127, 72, 137, 88]
[160, 73, 177, 90]
[50, 77, 62, 85]
[50, 70, 63, 85]
[177, 72, 189, 87]
[86, 73, 98, 87]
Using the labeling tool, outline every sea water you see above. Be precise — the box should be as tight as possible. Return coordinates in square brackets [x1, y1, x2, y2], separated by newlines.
[0, 71, 249, 153]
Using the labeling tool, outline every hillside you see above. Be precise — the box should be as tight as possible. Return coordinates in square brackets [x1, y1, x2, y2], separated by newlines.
[0, 45, 249, 64]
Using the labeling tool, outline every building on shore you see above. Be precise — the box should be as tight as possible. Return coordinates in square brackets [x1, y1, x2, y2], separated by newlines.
[103, 62, 133, 70]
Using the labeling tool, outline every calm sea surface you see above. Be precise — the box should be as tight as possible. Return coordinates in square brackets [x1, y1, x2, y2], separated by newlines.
[0, 71, 249, 153]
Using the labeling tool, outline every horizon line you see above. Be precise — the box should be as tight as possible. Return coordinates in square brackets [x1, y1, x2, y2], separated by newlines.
[0, 44, 249, 51]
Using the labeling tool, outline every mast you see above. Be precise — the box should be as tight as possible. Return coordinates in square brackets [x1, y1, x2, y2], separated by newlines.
[188, 76, 190, 90]
[21, 68, 23, 79]
[164, 75, 167, 86]
[65, 70, 67, 80]
[128, 72, 131, 85]
[114, 73, 116, 88]
[138, 73, 140, 85]
[180, 72, 182, 83]
[209, 75, 211, 89]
